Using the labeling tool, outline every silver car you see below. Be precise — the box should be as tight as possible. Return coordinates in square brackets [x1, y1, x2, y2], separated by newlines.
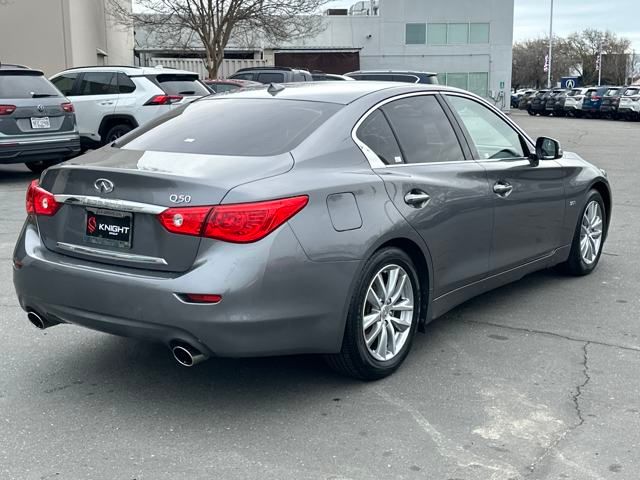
[13, 82, 611, 379]
[0, 63, 80, 172]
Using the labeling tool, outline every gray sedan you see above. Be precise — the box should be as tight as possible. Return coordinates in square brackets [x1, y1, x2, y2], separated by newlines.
[13, 82, 611, 379]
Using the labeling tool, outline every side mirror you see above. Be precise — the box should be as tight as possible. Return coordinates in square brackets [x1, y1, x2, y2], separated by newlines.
[535, 137, 563, 161]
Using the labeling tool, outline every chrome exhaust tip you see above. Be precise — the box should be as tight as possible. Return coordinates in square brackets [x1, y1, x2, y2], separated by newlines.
[27, 311, 46, 330]
[171, 343, 207, 367]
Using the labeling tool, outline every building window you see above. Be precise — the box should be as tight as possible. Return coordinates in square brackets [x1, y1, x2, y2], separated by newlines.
[470, 23, 490, 43]
[447, 23, 469, 44]
[469, 72, 489, 97]
[427, 23, 447, 45]
[406, 23, 426, 44]
[446, 73, 469, 90]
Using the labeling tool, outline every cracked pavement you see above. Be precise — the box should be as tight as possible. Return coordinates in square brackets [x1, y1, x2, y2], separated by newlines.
[1, 113, 639, 479]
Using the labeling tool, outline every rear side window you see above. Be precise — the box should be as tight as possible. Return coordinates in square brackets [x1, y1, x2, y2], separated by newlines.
[230, 72, 255, 81]
[119, 98, 341, 156]
[212, 83, 240, 93]
[153, 74, 210, 96]
[256, 72, 285, 83]
[78, 72, 118, 96]
[356, 110, 403, 165]
[51, 73, 78, 96]
[117, 73, 136, 94]
[0, 73, 61, 98]
[382, 95, 465, 164]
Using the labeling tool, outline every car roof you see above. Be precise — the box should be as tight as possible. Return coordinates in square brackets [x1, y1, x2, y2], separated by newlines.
[203, 81, 463, 105]
[53, 65, 198, 77]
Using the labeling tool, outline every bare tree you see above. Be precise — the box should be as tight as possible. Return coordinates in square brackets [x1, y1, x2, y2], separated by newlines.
[567, 29, 631, 85]
[108, 0, 330, 78]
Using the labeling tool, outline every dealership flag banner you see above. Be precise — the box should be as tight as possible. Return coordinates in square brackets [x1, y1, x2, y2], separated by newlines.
[544, 55, 549, 73]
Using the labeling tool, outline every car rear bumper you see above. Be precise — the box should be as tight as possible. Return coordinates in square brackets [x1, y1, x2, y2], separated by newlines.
[13, 220, 357, 357]
[0, 134, 80, 164]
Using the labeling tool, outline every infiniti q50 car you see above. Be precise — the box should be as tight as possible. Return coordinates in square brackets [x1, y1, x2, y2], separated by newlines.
[13, 82, 611, 379]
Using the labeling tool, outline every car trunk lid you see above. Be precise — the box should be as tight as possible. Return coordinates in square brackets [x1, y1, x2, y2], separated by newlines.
[36, 147, 294, 272]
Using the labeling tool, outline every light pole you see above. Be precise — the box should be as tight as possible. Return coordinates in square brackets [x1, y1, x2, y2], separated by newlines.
[547, 0, 554, 88]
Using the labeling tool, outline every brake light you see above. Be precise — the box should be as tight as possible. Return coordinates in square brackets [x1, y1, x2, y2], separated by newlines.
[157, 196, 309, 243]
[26, 180, 61, 216]
[144, 95, 183, 106]
[61, 102, 74, 113]
[0, 105, 16, 115]
[182, 294, 222, 304]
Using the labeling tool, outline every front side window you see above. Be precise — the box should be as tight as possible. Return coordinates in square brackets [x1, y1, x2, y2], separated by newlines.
[381, 95, 465, 164]
[447, 95, 526, 160]
[78, 72, 118, 96]
[356, 110, 403, 165]
[51, 73, 78, 96]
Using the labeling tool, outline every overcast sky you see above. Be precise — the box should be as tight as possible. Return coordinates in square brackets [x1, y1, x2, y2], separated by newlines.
[325, 0, 640, 50]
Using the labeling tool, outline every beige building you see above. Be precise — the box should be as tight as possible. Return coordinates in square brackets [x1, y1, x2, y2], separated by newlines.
[0, 0, 134, 75]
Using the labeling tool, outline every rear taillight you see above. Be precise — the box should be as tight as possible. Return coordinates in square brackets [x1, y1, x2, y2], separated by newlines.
[61, 102, 74, 113]
[26, 180, 61, 216]
[0, 105, 16, 115]
[158, 196, 309, 243]
[144, 95, 183, 106]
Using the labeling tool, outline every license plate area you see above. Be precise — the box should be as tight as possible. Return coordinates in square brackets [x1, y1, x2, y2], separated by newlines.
[30, 117, 50, 129]
[84, 208, 133, 249]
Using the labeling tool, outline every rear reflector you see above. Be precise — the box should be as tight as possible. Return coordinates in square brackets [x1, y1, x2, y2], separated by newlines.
[181, 294, 222, 304]
[158, 195, 309, 243]
[61, 102, 74, 113]
[144, 95, 183, 106]
[0, 105, 16, 115]
[26, 180, 61, 216]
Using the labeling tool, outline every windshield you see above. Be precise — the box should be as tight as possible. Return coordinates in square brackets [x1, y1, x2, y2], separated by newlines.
[624, 88, 640, 96]
[0, 73, 61, 98]
[605, 88, 621, 96]
[119, 98, 342, 156]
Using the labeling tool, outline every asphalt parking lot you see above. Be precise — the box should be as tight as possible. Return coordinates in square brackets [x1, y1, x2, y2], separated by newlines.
[1, 112, 639, 480]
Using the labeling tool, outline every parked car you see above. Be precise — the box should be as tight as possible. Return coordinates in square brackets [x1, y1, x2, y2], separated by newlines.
[617, 86, 640, 120]
[528, 89, 550, 115]
[518, 90, 537, 110]
[204, 78, 261, 94]
[345, 70, 439, 84]
[563, 88, 589, 117]
[14, 82, 611, 380]
[311, 72, 355, 81]
[544, 89, 569, 116]
[0, 63, 80, 172]
[229, 66, 313, 84]
[599, 86, 627, 119]
[581, 86, 610, 117]
[50, 65, 210, 149]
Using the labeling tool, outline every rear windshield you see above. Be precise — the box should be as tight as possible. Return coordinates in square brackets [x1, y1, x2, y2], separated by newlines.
[119, 98, 342, 156]
[150, 74, 210, 96]
[0, 73, 61, 99]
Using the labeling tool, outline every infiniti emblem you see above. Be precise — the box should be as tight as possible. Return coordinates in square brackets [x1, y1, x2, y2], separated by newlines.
[94, 178, 115, 194]
[37, 104, 45, 113]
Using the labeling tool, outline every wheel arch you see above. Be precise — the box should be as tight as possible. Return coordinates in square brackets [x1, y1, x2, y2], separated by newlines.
[590, 180, 612, 240]
[98, 115, 139, 143]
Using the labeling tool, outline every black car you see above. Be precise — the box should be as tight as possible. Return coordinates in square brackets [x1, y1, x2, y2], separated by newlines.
[518, 90, 536, 110]
[600, 86, 627, 119]
[345, 70, 439, 84]
[229, 66, 313, 84]
[0, 63, 80, 172]
[528, 90, 550, 115]
[544, 89, 569, 116]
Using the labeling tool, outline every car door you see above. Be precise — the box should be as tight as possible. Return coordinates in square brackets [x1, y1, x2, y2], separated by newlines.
[69, 71, 118, 142]
[355, 93, 493, 298]
[443, 93, 565, 273]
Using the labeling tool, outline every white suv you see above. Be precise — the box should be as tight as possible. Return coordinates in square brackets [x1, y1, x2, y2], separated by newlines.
[50, 66, 210, 148]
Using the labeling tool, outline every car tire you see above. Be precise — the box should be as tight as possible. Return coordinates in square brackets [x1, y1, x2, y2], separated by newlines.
[25, 159, 60, 174]
[325, 247, 421, 380]
[527, 109, 535, 116]
[104, 124, 133, 145]
[557, 189, 606, 276]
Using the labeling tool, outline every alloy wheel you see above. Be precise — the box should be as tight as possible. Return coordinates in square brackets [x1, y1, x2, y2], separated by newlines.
[580, 200, 603, 265]
[362, 264, 414, 362]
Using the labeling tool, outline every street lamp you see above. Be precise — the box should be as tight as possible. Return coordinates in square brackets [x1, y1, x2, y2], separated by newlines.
[547, 0, 554, 88]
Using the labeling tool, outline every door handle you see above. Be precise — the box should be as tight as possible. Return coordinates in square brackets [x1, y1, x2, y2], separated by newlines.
[404, 190, 431, 208]
[493, 182, 514, 197]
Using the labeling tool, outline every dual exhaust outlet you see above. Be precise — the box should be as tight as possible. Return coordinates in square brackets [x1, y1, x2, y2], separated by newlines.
[26, 310, 208, 367]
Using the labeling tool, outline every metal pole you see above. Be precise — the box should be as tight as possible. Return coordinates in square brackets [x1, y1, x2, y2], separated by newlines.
[547, 0, 554, 88]
[598, 43, 602, 86]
